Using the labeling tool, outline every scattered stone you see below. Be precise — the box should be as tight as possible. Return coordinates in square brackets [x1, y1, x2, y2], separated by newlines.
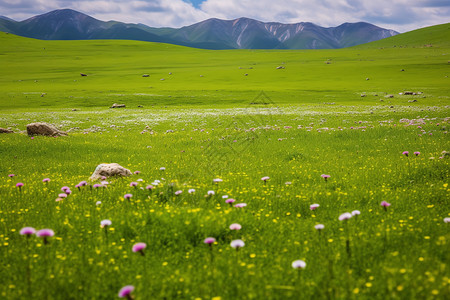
[200, 75, 204, 77]
[325, 61, 331, 64]
[160, 78, 165, 81]
[142, 74, 150, 77]
[169, 72, 172, 75]
[80, 73, 87, 77]
[389, 106, 394, 108]
[401, 69, 405, 71]
[408, 100, 418, 103]
[276, 66, 285, 69]
[366, 78, 370, 81]
[404, 91, 414, 95]
[361, 94, 367, 97]
[90, 163, 132, 181]
[385, 94, 394, 98]
[138, 105, 144, 108]
[0, 128, 13, 134]
[244, 73, 248, 76]
[72, 108, 78, 111]
[26, 122, 67, 137]
[41, 93, 46, 97]
[110, 103, 126, 108]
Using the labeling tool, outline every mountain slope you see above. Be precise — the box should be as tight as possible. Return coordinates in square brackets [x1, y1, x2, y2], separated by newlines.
[1, 9, 398, 49]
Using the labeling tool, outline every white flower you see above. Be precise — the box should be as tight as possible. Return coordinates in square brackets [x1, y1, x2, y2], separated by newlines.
[188, 189, 196, 194]
[159, 167, 166, 171]
[222, 195, 229, 199]
[96, 201, 102, 206]
[207, 190, 215, 195]
[314, 224, 325, 230]
[339, 212, 352, 221]
[230, 239, 245, 249]
[292, 260, 306, 269]
[213, 178, 223, 183]
[351, 210, 361, 216]
[444, 217, 450, 223]
[100, 219, 112, 228]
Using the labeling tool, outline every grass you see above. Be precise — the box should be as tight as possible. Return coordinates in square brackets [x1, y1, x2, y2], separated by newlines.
[0, 24, 449, 299]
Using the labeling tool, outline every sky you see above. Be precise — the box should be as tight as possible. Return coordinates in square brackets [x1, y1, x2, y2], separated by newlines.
[0, 0, 449, 32]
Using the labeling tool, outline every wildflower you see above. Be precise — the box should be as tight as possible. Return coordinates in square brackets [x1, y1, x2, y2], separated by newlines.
[402, 151, 409, 157]
[101, 176, 107, 180]
[225, 198, 236, 205]
[16, 182, 24, 190]
[310, 204, 320, 210]
[261, 176, 270, 183]
[188, 189, 195, 194]
[207, 190, 215, 196]
[65, 189, 72, 195]
[61, 186, 70, 192]
[118, 285, 135, 299]
[204, 237, 216, 245]
[213, 178, 223, 183]
[314, 224, 325, 230]
[132, 242, 147, 256]
[175, 190, 182, 195]
[79, 181, 88, 186]
[444, 218, 450, 223]
[321, 174, 330, 181]
[229, 223, 242, 230]
[92, 184, 103, 188]
[8, 174, 15, 177]
[339, 212, 352, 221]
[291, 260, 306, 269]
[124, 194, 132, 200]
[96, 201, 102, 205]
[414, 151, 420, 156]
[100, 219, 112, 228]
[230, 239, 245, 249]
[101, 181, 109, 185]
[36, 229, 54, 244]
[351, 210, 361, 216]
[381, 201, 391, 210]
[130, 182, 138, 187]
[42, 178, 50, 183]
[58, 193, 67, 198]
[234, 203, 247, 208]
[222, 195, 228, 199]
[20, 227, 36, 236]
[285, 181, 292, 185]
[55, 197, 64, 202]
[159, 167, 165, 171]
[134, 171, 141, 175]
[146, 185, 154, 190]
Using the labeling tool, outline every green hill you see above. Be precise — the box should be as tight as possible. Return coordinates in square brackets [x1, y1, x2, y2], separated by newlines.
[0, 23, 449, 109]
[357, 23, 450, 48]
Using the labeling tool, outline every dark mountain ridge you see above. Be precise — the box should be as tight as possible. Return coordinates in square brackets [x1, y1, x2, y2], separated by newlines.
[0, 9, 398, 49]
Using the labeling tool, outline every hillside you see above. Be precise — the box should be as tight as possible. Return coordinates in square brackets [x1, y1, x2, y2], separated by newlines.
[0, 9, 397, 49]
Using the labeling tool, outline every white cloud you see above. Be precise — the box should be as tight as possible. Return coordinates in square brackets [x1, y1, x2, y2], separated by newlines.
[0, 0, 448, 31]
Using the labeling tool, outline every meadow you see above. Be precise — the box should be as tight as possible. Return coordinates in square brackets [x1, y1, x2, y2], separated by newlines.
[0, 24, 449, 299]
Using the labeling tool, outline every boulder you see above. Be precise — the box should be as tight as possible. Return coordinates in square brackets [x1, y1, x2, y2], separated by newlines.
[111, 103, 126, 108]
[90, 163, 132, 180]
[0, 128, 13, 133]
[26, 122, 67, 136]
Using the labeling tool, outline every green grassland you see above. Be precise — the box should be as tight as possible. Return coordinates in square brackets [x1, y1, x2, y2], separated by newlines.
[0, 24, 449, 300]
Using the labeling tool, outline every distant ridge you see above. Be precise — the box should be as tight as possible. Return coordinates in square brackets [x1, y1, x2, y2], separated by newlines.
[0, 9, 398, 49]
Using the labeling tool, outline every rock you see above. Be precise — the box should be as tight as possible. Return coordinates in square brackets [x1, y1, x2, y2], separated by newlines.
[385, 94, 394, 98]
[26, 122, 67, 136]
[142, 74, 150, 77]
[90, 163, 132, 181]
[138, 105, 144, 108]
[325, 61, 331, 64]
[366, 78, 370, 81]
[361, 94, 366, 97]
[408, 100, 418, 103]
[72, 108, 78, 111]
[80, 73, 87, 77]
[110, 103, 126, 108]
[404, 91, 414, 95]
[401, 69, 405, 71]
[276, 66, 285, 69]
[0, 128, 13, 133]
[244, 73, 248, 76]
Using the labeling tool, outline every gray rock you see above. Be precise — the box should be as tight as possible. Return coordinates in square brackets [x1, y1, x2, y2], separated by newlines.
[90, 163, 132, 180]
[0, 128, 13, 134]
[110, 103, 126, 108]
[26, 122, 67, 136]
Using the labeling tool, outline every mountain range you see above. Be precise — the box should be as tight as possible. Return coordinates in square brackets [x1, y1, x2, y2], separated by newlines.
[0, 9, 398, 50]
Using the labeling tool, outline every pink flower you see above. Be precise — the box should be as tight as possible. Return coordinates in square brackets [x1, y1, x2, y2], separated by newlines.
[234, 203, 247, 208]
[310, 204, 320, 210]
[261, 176, 270, 182]
[229, 223, 242, 230]
[118, 285, 135, 298]
[339, 212, 352, 221]
[36, 229, 54, 237]
[351, 210, 361, 216]
[321, 174, 330, 181]
[414, 151, 420, 156]
[61, 186, 70, 192]
[8, 174, 15, 177]
[65, 189, 72, 195]
[230, 239, 245, 249]
[16, 182, 24, 188]
[134, 171, 141, 175]
[20, 227, 36, 236]
[380, 201, 391, 207]
[132, 242, 147, 256]
[146, 185, 154, 190]
[79, 181, 88, 186]
[124, 194, 132, 200]
[130, 182, 138, 187]
[188, 189, 196, 194]
[175, 190, 182, 195]
[225, 198, 236, 205]
[291, 260, 306, 269]
[444, 218, 450, 223]
[58, 193, 67, 198]
[402, 151, 409, 157]
[92, 184, 103, 188]
[204, 237, 216, 244]
[42, 178, 50, 183]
